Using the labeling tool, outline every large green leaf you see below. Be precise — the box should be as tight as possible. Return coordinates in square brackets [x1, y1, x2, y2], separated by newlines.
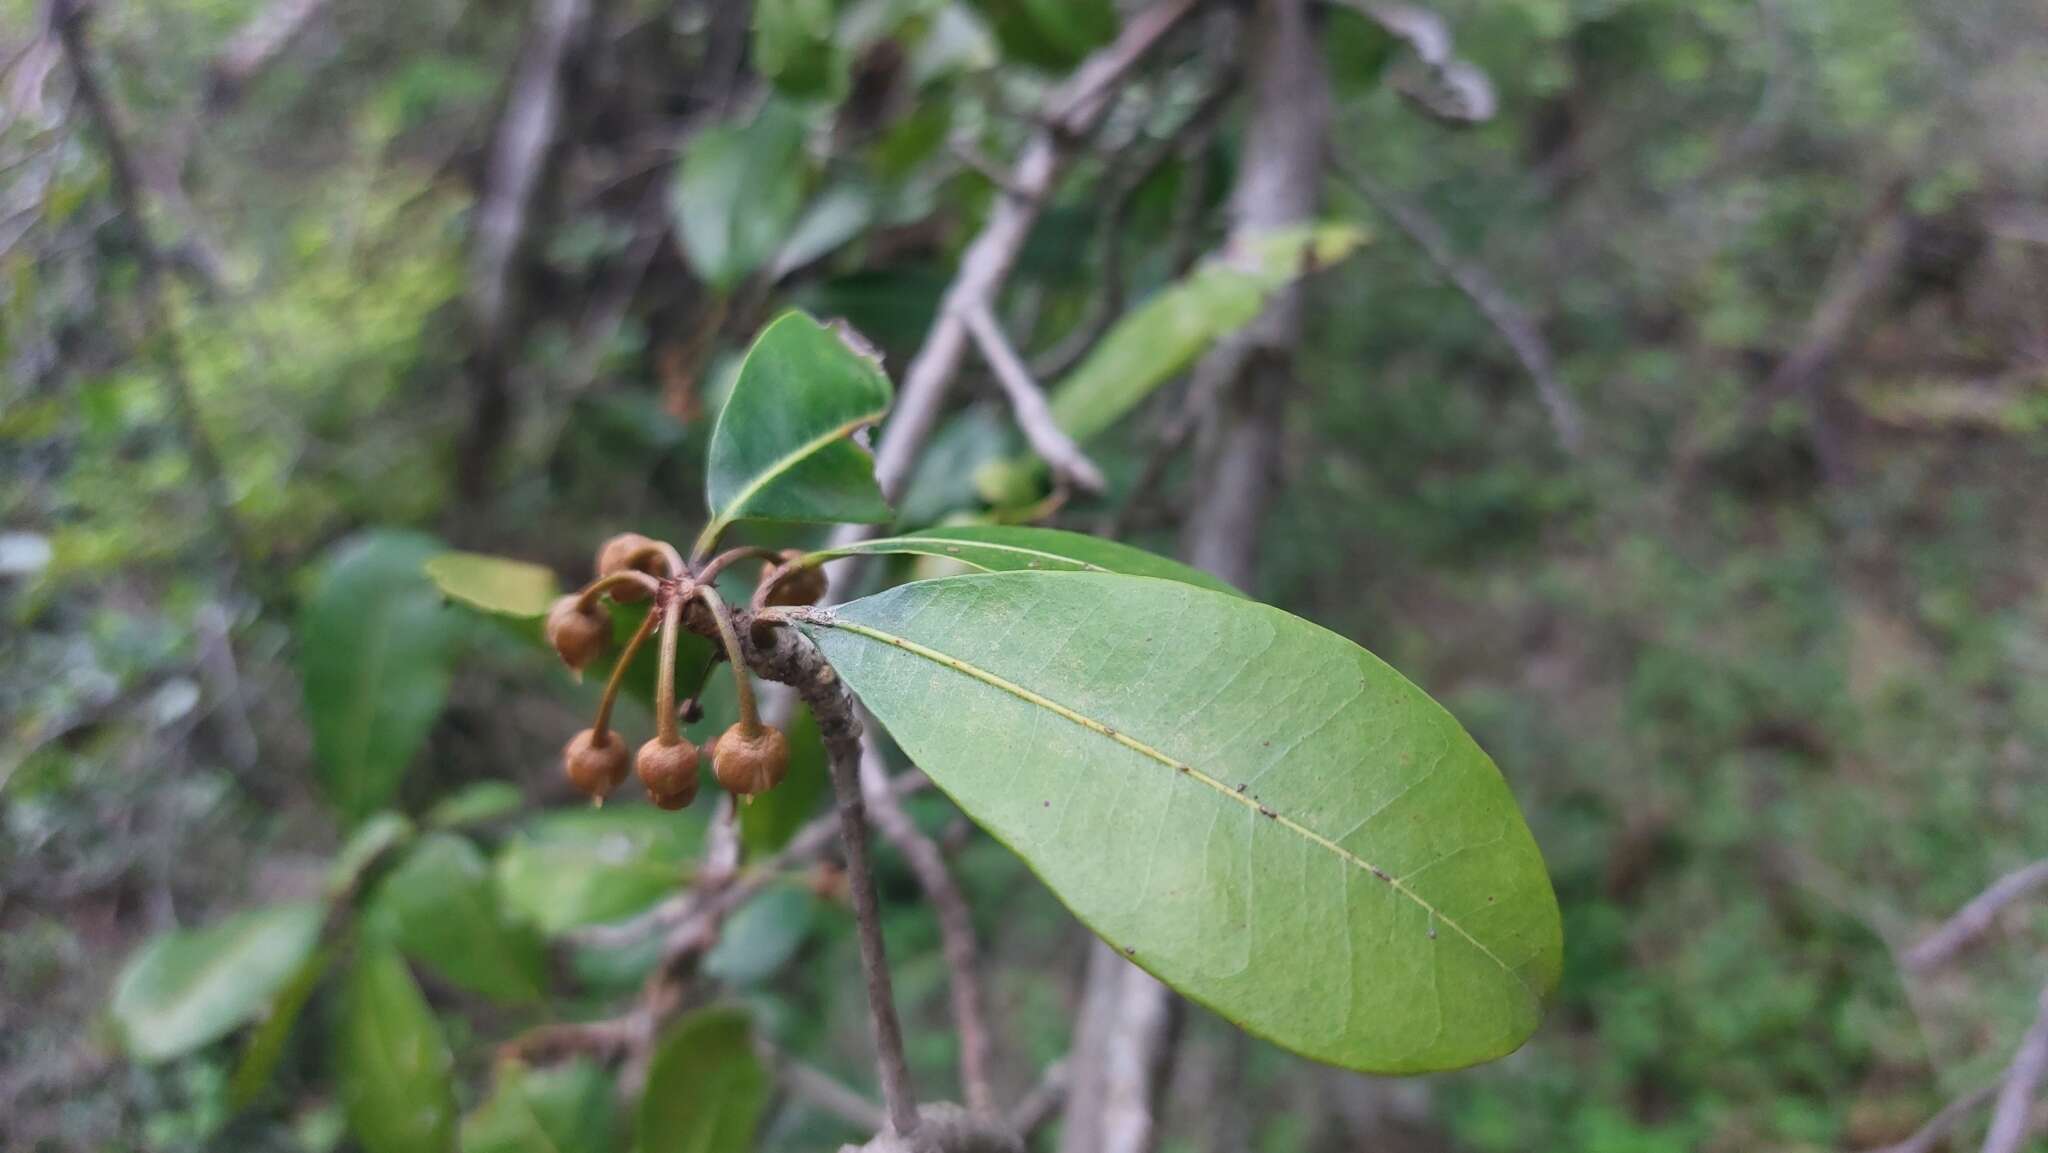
[495, 806, 703, 934]
[365, 833, 547, 1003]
[301, 531, 459, 822]
[804, 524, 1240, 595]
[672, 101, 811, 292]
[696, 311, 893, 555]
[337, 947, 458, 1153]
[1046, 224, 1367, 446]
[799, 572, 1561, 1074]
[111, 902, 327, 1063]
[462, 1059, 616, 1153]
[636, 1007, 770, 1153]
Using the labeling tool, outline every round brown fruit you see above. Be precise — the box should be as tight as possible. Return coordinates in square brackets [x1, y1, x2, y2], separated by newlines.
[546, 596, 610, 671]
[596, 533, 664, 602]
[563, 728, 630, 798]
[759, 551, 828, 607]
[635, 737, 700, 809]
[711, 723, 790, 796]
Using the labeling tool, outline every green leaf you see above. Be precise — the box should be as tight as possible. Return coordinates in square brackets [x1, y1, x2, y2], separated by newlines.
[703, 885, 819, 985]
[754, 0, 843, 101]
[1047, 224, 1367, 446]
[337, 947, 458, 1153]
[672, 101, 812, 291]
[799, 572, 1561, 1074]
[495, 806, 703, 934]
[771, 184, 873, 279]
[636, 1007, 770, 1153]
[300, 531, 459, 822]
[365, 833, 547, 1003]
[969, 0, 1117, 70]
[426, 781, 527, 829]
[462, 1059, 617, 1153]
[805, 525, 1241, 595]
[329, 811, 418, 896]
[229, 948, 329, 1109]
[424, 552, 560, 619]
[111, 902, 327, 1063]
[696, 311, 894, 555]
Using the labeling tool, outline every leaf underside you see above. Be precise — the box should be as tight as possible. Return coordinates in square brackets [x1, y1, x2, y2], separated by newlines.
[801, 571, 1562, 1074]
[807, 524, 1241, 595]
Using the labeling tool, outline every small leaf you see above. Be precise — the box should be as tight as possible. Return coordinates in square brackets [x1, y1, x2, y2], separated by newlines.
[229, 949, 328, 1109]
[753, 0, 844, 101]
[328, 812, 418, 896]
[496, 806, 703, 934]
[365, 833, 547, 1003]
[462, 1059, 617, 1153]
[112, 902, 327, 1063]
[806, 524, 1240, 595]
[969, 0, 1117, 70]
[426, 782, 527, 829]
[636, 1007, 770, 1153]
[696, 311, 894, 555]
[1047, 224, 1367, 446]
[424, 552, 560, 619]
[800, 572, 1561, 1074]
[703, 885, 819, 985]
[300, 531, 458, 822]
[771, 184, 873, 279]
[672, 101, 812, 291]
[337, 947, 458, 1153]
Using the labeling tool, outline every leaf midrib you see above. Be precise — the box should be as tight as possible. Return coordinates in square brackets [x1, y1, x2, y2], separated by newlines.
[812, 615, 1541, 1006]
[812, 537, 1111, 572]
[697, 410, 885, 557]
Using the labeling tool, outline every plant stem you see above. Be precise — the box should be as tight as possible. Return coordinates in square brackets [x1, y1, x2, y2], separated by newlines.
[575, 570, 662, 610]
[697, 545, 781, 585]
[593, 607, 660, 738]
[654, 594, 681, 744]
[694, 584, 760, 734]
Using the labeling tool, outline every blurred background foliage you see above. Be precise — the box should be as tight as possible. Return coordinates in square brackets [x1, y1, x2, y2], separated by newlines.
[2, 0, 2046, 1150]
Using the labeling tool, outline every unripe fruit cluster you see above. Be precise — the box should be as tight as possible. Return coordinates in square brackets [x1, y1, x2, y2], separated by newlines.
[549, 531, 802, 811]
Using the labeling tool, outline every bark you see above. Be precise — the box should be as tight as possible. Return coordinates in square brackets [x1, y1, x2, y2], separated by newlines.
[456, 0, 588, 503]
[1061, 5, 1327, 1152]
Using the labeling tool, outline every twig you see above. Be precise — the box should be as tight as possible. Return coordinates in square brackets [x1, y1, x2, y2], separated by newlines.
[1030, 76, 1237, 382]
[1904, 859, 2048, 974]
[206, 0, 329, 109]
[1008, 1061, 1069, 1138]
[1981, 984, 2048, 1153]
[962, 300, 1105, 494]
[1329, 154, 1586, 455]
[825, 0, 1199, 576]
[1868, 1082, 2001, 1153]
[777, 1051, 886, 1132]
[50, 0, 249, 573]
[744, 623, 920, 1137]
[860, 734, 996, 1114]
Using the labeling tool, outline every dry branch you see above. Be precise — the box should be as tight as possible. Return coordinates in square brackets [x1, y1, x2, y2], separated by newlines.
[962, 300, 1105, 495]
[1330, 155, 1586, 455]
[1903, 859, 2048, 974]
[860, 734, 997, 1114]
[1981, 985, 2048, 1153]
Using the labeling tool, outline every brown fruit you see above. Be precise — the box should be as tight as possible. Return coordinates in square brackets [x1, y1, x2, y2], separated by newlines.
[546, 596, 609, 671]
[596, 533, 663, 602]
[680, 595, 717, 638]
[758, 551, 828, 607]
[635, 737, 700, 809]
[563, 728, 629, 798]
[711, 723, 790, 796]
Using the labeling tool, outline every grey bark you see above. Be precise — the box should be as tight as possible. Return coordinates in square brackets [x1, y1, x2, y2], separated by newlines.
[1061, 5, 1328, 1153]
